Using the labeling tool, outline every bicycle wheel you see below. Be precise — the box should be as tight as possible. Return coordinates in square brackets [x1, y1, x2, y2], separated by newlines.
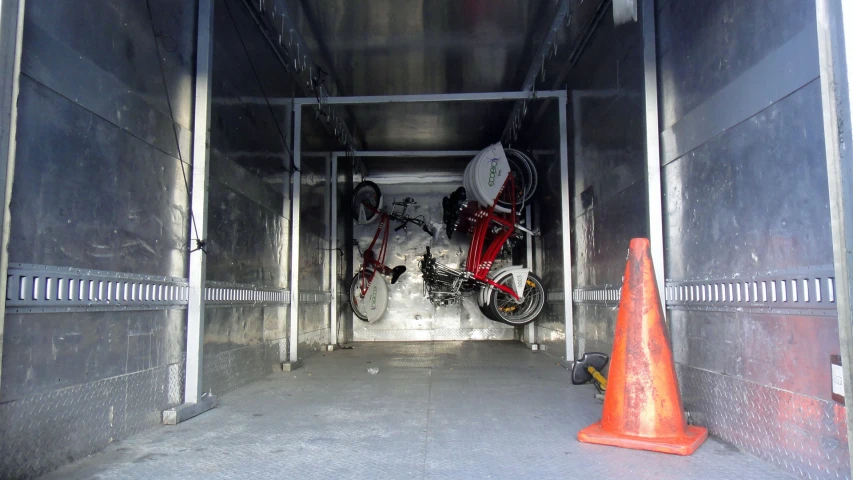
[497, 149, 537, 210]
[486, 272, 545, 326]
[349, 272, 369, 321]
[352, 181, 383, 224]
[349, 270, 389, 323]
[497, 151, 529, 211]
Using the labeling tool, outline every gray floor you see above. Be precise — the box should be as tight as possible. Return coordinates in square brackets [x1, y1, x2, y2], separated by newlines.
[42, 341, 792, 480]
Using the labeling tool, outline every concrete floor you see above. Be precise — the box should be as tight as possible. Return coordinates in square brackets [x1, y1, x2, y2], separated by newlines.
[42, 341, 791, 480]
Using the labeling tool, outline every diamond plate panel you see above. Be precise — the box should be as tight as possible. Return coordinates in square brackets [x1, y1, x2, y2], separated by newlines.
[0, 362, 183, 479]
[202, 341, 278, 397]
[677, 364, 849, 480]
[352, 327, 518, 342]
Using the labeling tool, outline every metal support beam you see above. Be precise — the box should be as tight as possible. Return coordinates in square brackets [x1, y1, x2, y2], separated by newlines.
[329, 153, 339, 348]
[166, 0, 216, 422]
[816, 0, 853, 470]
[292, 90, 566, 106]
[341, 150, 480, 158]
[284, 105, 303, 370]
[524, 205, 537, 350]
[0, 0, 24, 394]
[558, 95, 574, 363]
[642, 0, 665, 316]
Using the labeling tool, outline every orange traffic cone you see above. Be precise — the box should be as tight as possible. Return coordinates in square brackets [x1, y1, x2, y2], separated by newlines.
[577, 238, 708, 455]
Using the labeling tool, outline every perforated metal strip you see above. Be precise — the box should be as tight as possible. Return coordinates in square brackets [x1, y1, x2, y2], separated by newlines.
[572, 285, 621, 306]
[561, 265, 836, 316]
[6, 263, 189, 313]
[665, 265, 836, 316]
[205, 281, 290, 308]
[6, 264, 293, 313]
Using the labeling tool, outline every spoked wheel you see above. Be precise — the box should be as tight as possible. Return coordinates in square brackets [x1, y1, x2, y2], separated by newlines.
[486, 272, 545, 325]
[497, 149, 538, 211]
[352, 181, 383, 225]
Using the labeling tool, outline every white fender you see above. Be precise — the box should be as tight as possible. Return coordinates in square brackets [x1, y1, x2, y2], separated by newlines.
[354, 274, 389, 323]
[479, 266, 530, 307]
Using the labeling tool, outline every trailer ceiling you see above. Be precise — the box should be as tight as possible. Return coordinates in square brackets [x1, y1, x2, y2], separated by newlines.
[284, 0, 584, 152]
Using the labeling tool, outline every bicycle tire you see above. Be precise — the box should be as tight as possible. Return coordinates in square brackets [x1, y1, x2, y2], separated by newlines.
[349, 272, 369, 321]
[497, 152, 530, 210]
[497, 149, 537, 209]
[352, 181, 383, 225]
[486, 272, 545, 326]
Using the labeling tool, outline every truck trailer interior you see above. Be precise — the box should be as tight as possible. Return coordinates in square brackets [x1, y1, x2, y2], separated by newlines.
[1, 0, 852, 479]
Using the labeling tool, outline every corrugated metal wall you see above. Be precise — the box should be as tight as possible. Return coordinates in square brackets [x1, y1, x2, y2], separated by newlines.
[202, 0, 293, 396]
[0, 1, 197, 477]
[656, 1, 848, 478]
[296, 154, 331, 356]
[529, 101, 570, 356]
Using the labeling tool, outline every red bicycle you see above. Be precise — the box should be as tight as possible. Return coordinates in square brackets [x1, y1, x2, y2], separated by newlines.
[349, 182, 433, 322]
[420, 146, 545, 325]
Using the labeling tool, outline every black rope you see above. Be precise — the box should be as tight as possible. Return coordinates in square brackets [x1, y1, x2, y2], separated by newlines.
[145, 0, 205, 253]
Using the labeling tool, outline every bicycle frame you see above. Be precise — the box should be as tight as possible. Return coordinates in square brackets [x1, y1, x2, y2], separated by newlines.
[358, 210, 393, 296]
[465, 173, 521, 300]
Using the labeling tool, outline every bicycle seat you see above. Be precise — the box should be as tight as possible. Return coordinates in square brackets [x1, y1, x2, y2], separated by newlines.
[390, 265, 407, 284]
[442, 187, 467, 239]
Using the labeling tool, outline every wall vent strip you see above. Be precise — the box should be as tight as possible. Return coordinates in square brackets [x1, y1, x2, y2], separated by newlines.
[560, 265, 836, 316]
[665, 265, 836, 316]
[571, 285, 622, 306]
[6, 265, 293, 313]
[6, 263, 190, 313]
[204, 281, 290, 308]
[298, 291, 332, 304]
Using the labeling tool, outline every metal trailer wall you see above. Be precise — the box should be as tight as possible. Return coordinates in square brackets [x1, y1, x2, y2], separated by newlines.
[201, 0, 293, 397]
[350, 179, 518, 342]
[296, 154, 331, 356]
[656, 1, 846, 478]
[568, 7, 648, 366]
[0, 1, 196, 477]
[527, 104, 571, 357]
[528, 10, 648, 363]
[336, 158, 354, 344]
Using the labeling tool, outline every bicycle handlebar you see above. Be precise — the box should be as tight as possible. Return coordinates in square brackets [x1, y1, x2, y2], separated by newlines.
[392, 215, 435, 237]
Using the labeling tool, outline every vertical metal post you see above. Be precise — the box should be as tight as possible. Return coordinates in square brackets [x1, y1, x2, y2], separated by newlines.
[642, 0, 666, 315]
[0, 0, 25, 394]
[185, 0, 214, 405]
[524, 205, 536, 348]
[284, 105, 303, 369]
[816, 0, 853, 469]
[329, 153, 339, 348]
[164, 0, 217, 424]
[558, 94, 575, 362]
